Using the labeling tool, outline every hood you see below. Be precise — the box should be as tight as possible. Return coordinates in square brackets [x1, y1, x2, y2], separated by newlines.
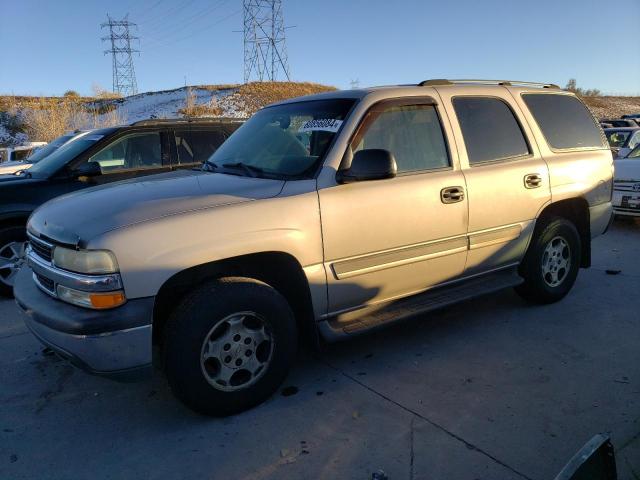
[28, 169, 285, 246]
[614, 159, 640, 182]
[0, 160, 30, 175]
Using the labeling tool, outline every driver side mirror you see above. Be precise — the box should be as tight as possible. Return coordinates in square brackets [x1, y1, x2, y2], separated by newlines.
[74, 161, 102, 179]
[337, 149, 397, 184]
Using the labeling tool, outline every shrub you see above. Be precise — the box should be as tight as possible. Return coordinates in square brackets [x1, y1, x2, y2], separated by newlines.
[63, 90, 80, 98]
[565, 78, 601, 97]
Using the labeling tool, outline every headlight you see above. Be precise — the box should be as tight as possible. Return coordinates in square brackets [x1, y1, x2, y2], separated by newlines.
[52, 247, 119, 274]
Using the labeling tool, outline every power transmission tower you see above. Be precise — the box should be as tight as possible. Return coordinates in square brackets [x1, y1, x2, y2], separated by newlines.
[243, 0, 290, 83]
[101, 15, 139, 96]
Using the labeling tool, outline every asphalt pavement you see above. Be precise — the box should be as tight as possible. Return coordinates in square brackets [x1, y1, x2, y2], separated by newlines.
[1, 219, 639, 480]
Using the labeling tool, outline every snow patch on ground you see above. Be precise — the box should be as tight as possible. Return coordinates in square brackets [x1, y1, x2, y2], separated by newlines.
[94, 86, 247, 124]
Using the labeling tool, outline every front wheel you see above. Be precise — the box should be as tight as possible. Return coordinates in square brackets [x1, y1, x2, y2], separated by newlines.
[0, 226, 27, 298]
[164, 277, 297, 416]
[515, 216, 581, 304]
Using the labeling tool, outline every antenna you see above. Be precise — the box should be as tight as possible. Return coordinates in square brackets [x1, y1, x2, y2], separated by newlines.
[101, 15, 140, 96]
[243, 0, 290, 83]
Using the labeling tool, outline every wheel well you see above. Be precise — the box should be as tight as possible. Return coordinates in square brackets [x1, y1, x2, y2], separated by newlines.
[538, 198, 591, 267]
[152, 252, 319, 351]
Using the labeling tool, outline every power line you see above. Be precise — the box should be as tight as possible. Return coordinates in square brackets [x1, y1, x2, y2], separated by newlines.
[142, 0, 231, 49]
[101, 14, 140, 96]
[243, 0, 290, 83]
[143, 7, 241, 51]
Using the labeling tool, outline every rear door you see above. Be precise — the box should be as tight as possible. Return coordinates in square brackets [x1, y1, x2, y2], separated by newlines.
[436, 88, 551, 275]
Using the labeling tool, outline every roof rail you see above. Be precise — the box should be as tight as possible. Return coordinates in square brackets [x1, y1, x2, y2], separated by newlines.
[130, 117, 246, 126]
[418, 79, 560, 89]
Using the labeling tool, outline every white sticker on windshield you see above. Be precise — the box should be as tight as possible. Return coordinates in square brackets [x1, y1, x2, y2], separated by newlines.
[298, 119, 343, 133]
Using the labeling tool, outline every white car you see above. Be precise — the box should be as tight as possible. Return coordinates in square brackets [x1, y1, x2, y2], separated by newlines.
[613, 144, 640, 217]
[0, 132, 85, 175]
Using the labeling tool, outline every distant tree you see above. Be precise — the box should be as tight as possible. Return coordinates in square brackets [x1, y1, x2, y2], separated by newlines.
[63, 90, 80, 98]
[565, 78, 601, 97]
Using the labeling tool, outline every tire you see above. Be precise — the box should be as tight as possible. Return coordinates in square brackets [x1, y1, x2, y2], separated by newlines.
[0, 225, 27, 298]
[515, 216, 581, 304]
[164, 277, 297, 416]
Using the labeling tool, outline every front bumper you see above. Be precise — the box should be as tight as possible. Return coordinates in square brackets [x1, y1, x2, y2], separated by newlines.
[14, 266, 154, 380]
[612, 190, 640, 217]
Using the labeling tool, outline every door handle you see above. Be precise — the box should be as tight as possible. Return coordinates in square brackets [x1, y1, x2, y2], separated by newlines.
[524, 174, 542, 189]
[441, 186, 465, 204]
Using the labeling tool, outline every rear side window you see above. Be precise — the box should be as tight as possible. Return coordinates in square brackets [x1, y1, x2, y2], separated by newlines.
[453, 97, 530, 164]
[175, 129, 226, 164]
[522, 94, 605, 150]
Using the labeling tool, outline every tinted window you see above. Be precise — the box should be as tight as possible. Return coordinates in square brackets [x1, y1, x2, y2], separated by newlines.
[453, 97, 530, 164]
[13, 149, 32, 161]
[175, 129, 226, 164]
[89, 132, 162, 172]
[353, 104, 449, 173]
[523, 94, 604, 150]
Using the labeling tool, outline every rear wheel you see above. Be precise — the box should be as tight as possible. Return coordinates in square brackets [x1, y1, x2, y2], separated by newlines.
[0, 226, 27, 298]
[515, 216, 581, 304]
[164, 277, 297, 416]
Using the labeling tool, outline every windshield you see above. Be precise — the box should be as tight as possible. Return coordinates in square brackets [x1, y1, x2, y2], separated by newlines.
[24, 134, 76, 164]
[27, 133, 105, 177]
[606, 130, 632, 148]
[207, 98, 356, 179]
[627, 144, 640, 159]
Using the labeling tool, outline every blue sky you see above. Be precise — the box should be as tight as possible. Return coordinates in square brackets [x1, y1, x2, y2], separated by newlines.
[1, 0, 639, 96]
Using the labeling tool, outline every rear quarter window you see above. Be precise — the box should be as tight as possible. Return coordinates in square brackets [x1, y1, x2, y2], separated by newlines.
[522, 94, 605, 150]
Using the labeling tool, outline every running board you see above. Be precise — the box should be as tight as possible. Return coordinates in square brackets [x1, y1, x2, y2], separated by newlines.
[322, 268, 523, 340]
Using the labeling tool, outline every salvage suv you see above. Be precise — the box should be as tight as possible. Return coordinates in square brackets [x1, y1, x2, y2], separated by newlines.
[15, 80, 614, 416]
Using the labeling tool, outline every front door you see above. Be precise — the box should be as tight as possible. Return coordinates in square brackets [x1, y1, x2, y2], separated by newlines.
[82, 130, 172, 185]
[319, 98, 469, 314]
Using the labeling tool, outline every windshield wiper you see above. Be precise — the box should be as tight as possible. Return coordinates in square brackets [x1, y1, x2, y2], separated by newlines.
[199, 162, 219, 172]
[221, 162, 265, 178]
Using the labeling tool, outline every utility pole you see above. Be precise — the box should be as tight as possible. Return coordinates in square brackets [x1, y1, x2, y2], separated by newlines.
[101, 15, 139, 96]
[243, 0, 290, 83]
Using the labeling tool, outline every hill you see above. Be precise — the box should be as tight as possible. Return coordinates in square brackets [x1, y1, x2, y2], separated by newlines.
[1, 83, 639, 146]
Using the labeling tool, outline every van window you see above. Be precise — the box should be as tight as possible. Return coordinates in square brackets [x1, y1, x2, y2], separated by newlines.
[353, 104, 449, 173]
[523, 94, 605, 150]
[453, 97, 530, 164]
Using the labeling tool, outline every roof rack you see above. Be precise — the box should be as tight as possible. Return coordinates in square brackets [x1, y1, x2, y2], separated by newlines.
[131, 117, 246, 127]
[418, 79, 560, 89]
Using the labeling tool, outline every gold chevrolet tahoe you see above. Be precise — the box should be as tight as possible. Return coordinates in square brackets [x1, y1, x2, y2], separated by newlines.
[15, 80, 614, 415]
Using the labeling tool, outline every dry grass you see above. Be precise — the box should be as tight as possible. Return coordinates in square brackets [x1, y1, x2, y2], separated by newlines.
[223, 81, 337, 115]
[581, 96, 640, 119]
[178, 88, 224, 117]
[21, 97, 125, 142]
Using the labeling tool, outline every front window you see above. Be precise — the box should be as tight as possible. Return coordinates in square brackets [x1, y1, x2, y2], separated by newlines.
[87, 132, 162, 172]
[606, 131, 632, 148]
[207, 99, 355, 179]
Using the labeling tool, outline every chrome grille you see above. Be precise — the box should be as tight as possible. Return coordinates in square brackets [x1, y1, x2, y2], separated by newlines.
[28, 234, 53, 262]
[614, 181, 640, 193]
